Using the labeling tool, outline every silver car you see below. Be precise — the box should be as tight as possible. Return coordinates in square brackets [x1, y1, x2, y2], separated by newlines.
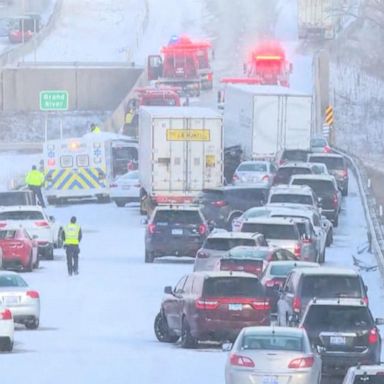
[0, 271, 40, 329]
[225, 326, 322, 384]
[342, 364, 384, 383]
[233, 161, 276, 186]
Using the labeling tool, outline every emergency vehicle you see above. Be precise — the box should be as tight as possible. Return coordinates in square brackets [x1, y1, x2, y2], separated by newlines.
[43, 133, 138, 204]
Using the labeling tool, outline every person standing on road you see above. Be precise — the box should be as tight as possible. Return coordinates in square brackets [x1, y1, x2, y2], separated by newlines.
[90, 123, 101, 133]
[25, 165, 46, 208]
[63, 216, 82, 276]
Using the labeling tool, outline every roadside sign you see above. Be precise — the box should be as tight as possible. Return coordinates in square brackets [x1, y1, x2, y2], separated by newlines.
[39, 90, 69, 111]
[325, 105, 334, 126]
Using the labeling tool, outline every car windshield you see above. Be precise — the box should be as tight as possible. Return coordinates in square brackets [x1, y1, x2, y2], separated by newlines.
[352, 376, 384, 383]
[270, 194, 313, 205]
[304, 306, 372, 330]
[153, 210, 201, 225]
[311, 138, 327, 147]
[241, 334, 304, 351]
[309, 156, 345, 170]
[0, 274, 28, 287]
[242, 223, 298, 240]
[203, 277, 264, 297]
[237, 163, 267, 172]
[204, 238, 256, 251]
[283, 151, 309, 162]
[0, 230, 17, 239]
[301, 275, 362, 298]
[291, 179, 334, 194]
[0, 211, 44, 220]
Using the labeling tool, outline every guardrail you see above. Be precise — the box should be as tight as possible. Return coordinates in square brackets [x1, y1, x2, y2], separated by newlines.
[0, 142, 43, 152]
[333, 147, 384, 276]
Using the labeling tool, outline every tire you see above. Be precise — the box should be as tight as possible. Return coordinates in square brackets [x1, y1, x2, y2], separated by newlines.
[319, 250, 325, 264]
[45, 245, 54, 261]
[145, 249, 154, 263]
[342, 186, 348, 197]
[180, 318, 197, 348]
[25, 318, 39, 330]
[333, 215, 339, 228]
[326, 228, 333, 247]
[33, 253, 40, 269]
[0, 339, 13, 352]
[25, 252, 33, 272]
[115, 201, 126, 208]
[55, 228, 64, 249]
[154, 312, 179, 343]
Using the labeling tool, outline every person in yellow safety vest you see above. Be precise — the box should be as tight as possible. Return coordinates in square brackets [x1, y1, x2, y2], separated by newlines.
[62, 216, 82, 276]
[90, 123, 101, 134]
[25, 165, 46, 208]
[124, 108, 134, 125]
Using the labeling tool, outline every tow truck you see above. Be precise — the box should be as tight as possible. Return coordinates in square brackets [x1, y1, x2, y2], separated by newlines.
[147, 35, 213, 96]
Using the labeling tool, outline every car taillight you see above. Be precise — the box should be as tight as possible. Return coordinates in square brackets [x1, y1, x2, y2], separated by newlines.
[332, 193, 338, 208]
[232, 173, 239, 182]
[0, 222, 7, 228]
[323, 145, 331, 153]
[230, 354, 255, 368]
[9, 241, 24, 248]
[195, 298, 219, 310]
[293, 297, 301, 313]
[198, 224, 207, 235]
[197, 250, 209, 258]
[26, 291, 39, 299]
[211, 200, 227, 207]
[35, 220, 49, 227]
[363, 296, 369, 305]
[0, 309, 12, 320]
[368, 328, 379, 344]
[262, 175, 270, 182]
[293, 244, 301, 258]
[147, 223, 156, 234]
[302, 237, 313, 244]
[251, 300, 271, 311]
[288, 356, 314, 368]
[265, 279, 279, 288]
[207, 72, 213, 81]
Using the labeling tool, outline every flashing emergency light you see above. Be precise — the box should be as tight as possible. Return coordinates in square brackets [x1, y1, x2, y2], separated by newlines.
[68, 140, 80, 151]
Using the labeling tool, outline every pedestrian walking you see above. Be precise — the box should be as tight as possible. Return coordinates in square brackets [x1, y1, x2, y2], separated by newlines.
[25, 165, 46, 207]
[63, 216, 82, 276]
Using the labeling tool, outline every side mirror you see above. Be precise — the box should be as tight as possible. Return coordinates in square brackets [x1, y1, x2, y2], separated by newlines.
[49, 215, 55, 222]
[164, 286, 173, 295]
[375, 318, 384, 326]
[222, 342, 233, 352]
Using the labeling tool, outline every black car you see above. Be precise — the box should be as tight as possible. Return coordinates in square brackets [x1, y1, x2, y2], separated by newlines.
[196, 185, 270, 229]
[275, 149, 311, 165]
[299, 298, 384, 376]
[144, 205, 209, 263]
[0, 190, 37, 206]
[273, 162, 314, 185]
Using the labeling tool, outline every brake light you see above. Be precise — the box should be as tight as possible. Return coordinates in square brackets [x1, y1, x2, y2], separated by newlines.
[230, 354, 255, 368]
[207, 72, 213, 81]
[197, 250, 209, 258]
[198, 224, 207, 235]
[332, 193, 338, 208]
[195, 298, 219, 310]
[302, 237, 313, 244]
[35, 221, 49, 227]
[251, 300, 271, 310]
[262, 175, 270, 182]
[265, 279, 280, 288]
[211, 200, 227, 207]
[232, 173, 239, 182]
[147, 223, 156, 234]
[288, 356, 314, 368]
[368, 328, 379, 344]
[323, 145, 331, 153]
[293, 244, 301, 258]
[293, 297, 301, 313]
[26, 290, 39, 299]
[363, 296, 369, 305]
[0, 222, 7, 228]
[0, 309, 12, 320]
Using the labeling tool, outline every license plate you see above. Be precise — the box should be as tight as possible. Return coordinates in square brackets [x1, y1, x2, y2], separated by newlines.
[228, 303, 242, 311]
[262, 376, 278, 384]
[330, 336, 346, 345]
[4, 296, 19, 305]
[171, 229, 183, 235]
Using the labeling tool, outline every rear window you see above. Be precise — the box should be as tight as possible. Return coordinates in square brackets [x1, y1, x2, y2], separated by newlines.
[283, 150, 310, 162]
[311, 138, 327, 147]
[0, 274, 28, 287]
[229, 248, 270, 260]
[203, 277, 264, 297]
[304, 306, 373, 330]
[276, 167, 311, 179]
[0, 192, 33, 206]
[291, 179, 335, 194]
[204, 238, 256, 251]
[0, 230, 16, 239]
[153, 210, 202, 225]
[309, 156, 345, 170]
[227, 189, 268, 203]
[270, 194, 313, 205]
[238, 163, 267, 172]
[0, 211, 44, 220]
[352, 376, 384, 383]
[241, 334, 304, 351]
[241, 223, 298, 240]
[301, 275, 363, 299]
[270, 264, 297, 277]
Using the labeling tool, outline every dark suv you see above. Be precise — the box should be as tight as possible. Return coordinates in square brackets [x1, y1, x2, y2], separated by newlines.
[273, 162, 314, 185]
[277, 267, 368, 325]
[299, 298, 383, 375]
[0, 190, 36, 206]
[144, 205, 209, 263]
[308, 153, 349, 196]
[196, 185, 269, 229]
[275, 149, 311, 165]
[154, 271, 271, 347]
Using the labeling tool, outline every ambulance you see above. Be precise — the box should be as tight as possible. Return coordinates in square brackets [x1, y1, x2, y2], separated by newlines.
[43, 133, 138, 204]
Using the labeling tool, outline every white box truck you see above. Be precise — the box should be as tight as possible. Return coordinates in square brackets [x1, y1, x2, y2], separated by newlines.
[139, 107, 223, 210]
[223, 84, 313, 160]
[298, 0, 340, 39]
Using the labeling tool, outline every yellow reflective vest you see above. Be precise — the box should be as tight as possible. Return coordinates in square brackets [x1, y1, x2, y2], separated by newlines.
[25, 170, 45, 187]
[64, 223, 81, 245]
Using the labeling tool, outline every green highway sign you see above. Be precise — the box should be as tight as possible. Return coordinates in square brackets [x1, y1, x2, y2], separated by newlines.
[39, 90, 69, 111]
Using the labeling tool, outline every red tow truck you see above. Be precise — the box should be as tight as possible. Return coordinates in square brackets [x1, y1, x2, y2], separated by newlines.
[147, 35, 213, 97]
[221, 40, 292, 87]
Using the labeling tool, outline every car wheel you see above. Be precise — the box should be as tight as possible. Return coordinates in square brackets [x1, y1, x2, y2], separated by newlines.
[319, 250, 325, 264]
[33, 253, 40, 269]
[180, 318, 197, 348]
[25, 252, 33, 272]
[342, 186, 348, 197]
[115, 201, 126, 208]
[154, 312, 179, 343]
[326, 229, 333, 247]
[0, 338, 13, 352]
[25, 318, 39, 330]
[333, 215, 339, 228]
[145, 249, 154, 263]
[45, 245, 54, 260]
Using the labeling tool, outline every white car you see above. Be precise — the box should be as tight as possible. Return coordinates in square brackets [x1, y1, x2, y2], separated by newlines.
[0, 271, 40, 330]
[110, 170, 140, 207]
[0, 302, 14, 352]
[0, 206, 63, 260]
[342, 364, 384, 383]
[232, 161, 276, 186]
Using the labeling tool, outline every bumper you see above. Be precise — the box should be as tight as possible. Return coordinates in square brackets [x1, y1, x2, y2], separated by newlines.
[146, 237, 203, 258]
[10, 304, 40, 323]
[3, 253, 29, 269]
[0, 319, 14, 341]
[321, 209, 337, 221]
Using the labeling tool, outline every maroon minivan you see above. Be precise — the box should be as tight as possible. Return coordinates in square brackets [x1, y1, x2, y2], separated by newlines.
[154, 271, 271, 348]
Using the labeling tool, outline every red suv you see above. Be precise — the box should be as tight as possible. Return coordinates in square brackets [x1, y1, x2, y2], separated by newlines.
[154, 271, 271, 348]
